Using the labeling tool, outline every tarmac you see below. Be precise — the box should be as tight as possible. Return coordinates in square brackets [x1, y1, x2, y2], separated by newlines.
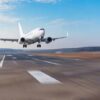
[0, 52, 100, 100]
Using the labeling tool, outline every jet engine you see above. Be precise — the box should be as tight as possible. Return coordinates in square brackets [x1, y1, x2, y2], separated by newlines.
[20, 37, 25, 43]
[45, 37, 52, 44]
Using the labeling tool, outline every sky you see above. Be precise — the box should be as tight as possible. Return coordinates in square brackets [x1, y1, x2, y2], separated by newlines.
[0, 0, 100, 49]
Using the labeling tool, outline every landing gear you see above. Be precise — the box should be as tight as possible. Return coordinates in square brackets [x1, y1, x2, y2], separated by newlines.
[23, 44, 27, 48]
[37, 44, 41, 48]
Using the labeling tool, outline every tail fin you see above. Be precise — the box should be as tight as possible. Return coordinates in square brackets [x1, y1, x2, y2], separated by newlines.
[18, 22, 24, 37]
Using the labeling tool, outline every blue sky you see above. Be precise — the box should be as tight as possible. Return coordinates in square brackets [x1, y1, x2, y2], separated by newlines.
[0, 0, 100, 49]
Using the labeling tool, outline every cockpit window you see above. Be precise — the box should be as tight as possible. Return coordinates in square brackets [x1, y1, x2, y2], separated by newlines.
[40, 28, 45, 30]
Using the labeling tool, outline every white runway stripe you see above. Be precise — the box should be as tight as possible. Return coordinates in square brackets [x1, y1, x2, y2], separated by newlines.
[33, 58, 61, 65]
[43, 60, 60, 65]
[6, 55, 12, 57]
[28, 70, 61, 84]
[0, 55, 5, 68]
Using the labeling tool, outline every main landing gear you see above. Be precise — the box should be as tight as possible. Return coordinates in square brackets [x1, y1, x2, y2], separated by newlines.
[37, 44, 41, 48]
[23, 44, 27, 48]
[23, 44, 41, 48]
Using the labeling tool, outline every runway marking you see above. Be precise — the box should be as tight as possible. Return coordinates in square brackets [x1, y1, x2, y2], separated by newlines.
[43, 60, 61, 65]
[28, 70, 61, 84]
[0, 55, 5, 68]
[33, 58, 61, 65]
[6, 55, 12, 57]
[74, 59, 81, 61]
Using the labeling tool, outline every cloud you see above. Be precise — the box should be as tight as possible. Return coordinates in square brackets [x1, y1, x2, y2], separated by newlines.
[0, 0, 60, 11]
[0, 0, 16, 10]
[0, 0, 29, 10]
[0, 0, 15, 3]
[0, 0, 61, 4]
[0, 14, 19, 23]
[48, 18, 66, 26]
[48, 18, 91, 27]
[0, 4, 14, 10]
[32, 0, 61, 3]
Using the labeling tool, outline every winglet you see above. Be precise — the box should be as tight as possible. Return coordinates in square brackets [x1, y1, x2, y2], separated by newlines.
[18, 22, 24, 37]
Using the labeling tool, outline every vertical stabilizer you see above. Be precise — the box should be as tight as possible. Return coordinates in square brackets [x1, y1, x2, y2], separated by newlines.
[18, 22, 24, 37]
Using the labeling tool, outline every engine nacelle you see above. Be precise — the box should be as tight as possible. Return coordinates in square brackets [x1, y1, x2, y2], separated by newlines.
[45, 37, 52, 44]
[20, 37, 25, 43]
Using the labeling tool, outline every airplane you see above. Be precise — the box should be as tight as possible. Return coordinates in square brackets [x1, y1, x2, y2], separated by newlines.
[0, 22, 68, 48]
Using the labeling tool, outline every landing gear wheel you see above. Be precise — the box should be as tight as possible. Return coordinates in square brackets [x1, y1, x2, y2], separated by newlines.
[37, 44, 41, 48]
[23, 44, 27, 48]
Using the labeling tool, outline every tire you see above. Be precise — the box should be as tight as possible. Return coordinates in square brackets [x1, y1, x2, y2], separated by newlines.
[37, 44, 41, 48]
[23, 45, 27, 48]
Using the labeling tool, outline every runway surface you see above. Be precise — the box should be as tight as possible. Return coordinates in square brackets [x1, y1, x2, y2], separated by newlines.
[0, 52, 100, 100]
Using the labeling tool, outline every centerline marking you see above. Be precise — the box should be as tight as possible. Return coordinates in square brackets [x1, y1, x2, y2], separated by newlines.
[0, 55, 5, 68]
[28, 70, 61, 84]
[33, 58, 61, 66]
[43, 60, 61, 65]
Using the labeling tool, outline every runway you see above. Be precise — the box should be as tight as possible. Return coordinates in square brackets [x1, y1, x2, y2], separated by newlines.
[0, 52, 100, 100]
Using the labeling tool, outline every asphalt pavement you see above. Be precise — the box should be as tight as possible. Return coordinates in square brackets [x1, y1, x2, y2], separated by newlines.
[0, 52, 99, 100]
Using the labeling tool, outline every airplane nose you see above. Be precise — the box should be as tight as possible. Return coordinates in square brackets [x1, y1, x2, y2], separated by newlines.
[40, 28, 45, 34]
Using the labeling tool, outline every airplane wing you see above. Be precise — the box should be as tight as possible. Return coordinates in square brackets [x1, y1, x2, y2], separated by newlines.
[52, 32, 69, 40]
[52, 36, 67, 41]
[41, 33, 69, 44]
[0, 38, 18, 42]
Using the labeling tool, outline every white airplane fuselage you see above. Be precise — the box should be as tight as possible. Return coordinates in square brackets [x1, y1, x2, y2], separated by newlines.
[0, 22, 67, 48]
[19, 28, 45, 45]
